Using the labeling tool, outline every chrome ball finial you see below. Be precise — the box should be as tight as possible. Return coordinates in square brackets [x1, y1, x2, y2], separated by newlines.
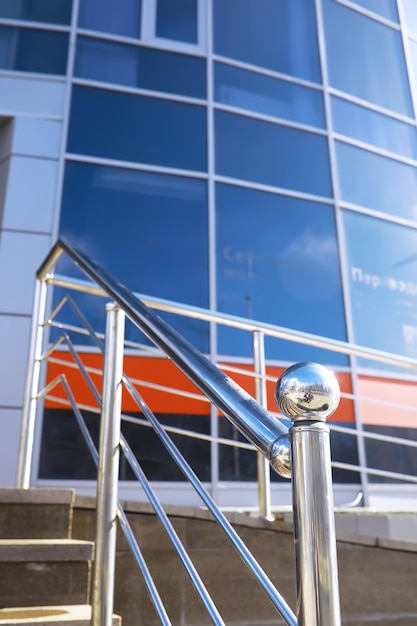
[275, 362, 340, 423]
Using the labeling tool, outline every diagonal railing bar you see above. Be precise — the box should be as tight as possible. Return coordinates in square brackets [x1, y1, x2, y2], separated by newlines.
[119, 436, 227, 626]
[46, 373, 174, 625]
[123, 376, 297, 626]
[331, 462, 417, 483]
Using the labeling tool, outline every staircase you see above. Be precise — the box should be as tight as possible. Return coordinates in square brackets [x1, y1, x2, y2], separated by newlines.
[0, 487, 120, 626]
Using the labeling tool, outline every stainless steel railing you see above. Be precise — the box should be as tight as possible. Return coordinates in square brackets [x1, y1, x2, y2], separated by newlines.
[17, 237, 346, 625]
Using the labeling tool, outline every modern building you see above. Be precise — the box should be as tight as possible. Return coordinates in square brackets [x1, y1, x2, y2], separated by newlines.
[1, 0, 417, 508]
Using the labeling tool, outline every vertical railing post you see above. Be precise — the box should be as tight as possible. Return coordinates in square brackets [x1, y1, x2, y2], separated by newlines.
[252, 330, 272, 520]
[92, 303, 125, 626]
[16, 277, 48, 488]
[275, 362, 341, 626]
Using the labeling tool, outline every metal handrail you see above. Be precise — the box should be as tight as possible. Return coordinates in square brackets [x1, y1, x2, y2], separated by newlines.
[39, 281, 417, 489]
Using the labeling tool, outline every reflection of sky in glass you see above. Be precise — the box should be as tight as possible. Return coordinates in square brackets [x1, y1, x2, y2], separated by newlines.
[332, 96, 417, 160]
[336, 141, 417, 221]
[343, 210, 417, 363]
[323, 0, 412, 116]
[216, 184, 347, 364]
[347, 0, 398, 22]
[403, 0, 417, 35]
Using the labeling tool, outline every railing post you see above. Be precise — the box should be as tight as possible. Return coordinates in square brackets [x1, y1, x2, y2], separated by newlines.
[275, 362, 341, 626]
[252, 330, 272, 520]
[92, 303, 125, 626]
[16, 277, 48, 488]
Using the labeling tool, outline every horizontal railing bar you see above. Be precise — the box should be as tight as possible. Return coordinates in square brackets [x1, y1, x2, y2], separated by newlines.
[40, 238, 289, 461]
[329, 423, 417, 448]
[331, 462, 417, 483]
[46, 270, 417, 372]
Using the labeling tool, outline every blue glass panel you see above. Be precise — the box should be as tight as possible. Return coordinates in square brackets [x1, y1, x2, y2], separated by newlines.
[75, 37, 206, 98]
[408, 40, 417, 94]
[0, 26, 68, 74]
[403, 0, 417, 34]
[0, 0, 72, 24]
[323, 0, 413, 115]
[156, 0, 197, 44]
[216, 183, 347, 365]
[346, 0, 398, 22]
[78, 0, 141, 38]
[213, 0, 321, 83]
[343, 210, 417, 363]
[336, 141, 417, 221]
[214, 62, 325, 128]
[215, 110, 332, 197]
[331, 96, 417, 160]
[68, 86, 207, 171]
[59, 162, 209, 350]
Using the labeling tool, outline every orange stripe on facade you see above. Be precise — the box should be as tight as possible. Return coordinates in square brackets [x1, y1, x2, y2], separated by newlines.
[45, 352, 355, 423]
[357, 375, 417, 429]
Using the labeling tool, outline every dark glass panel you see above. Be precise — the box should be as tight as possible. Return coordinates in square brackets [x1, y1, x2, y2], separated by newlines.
[0, 26, 68, 74]
[336, 141, 417, 221]
[59, 162, 209, 350]
[0, 0, 72, 24]
[156, 0, 197, 44]
[78, 0, 141, 38]
[332, 96, 417, 160]
[68, 86, 207, 171]
[215, 110, 332, 197]
[214, 62, 325, 128]
[213, 0, 321, 83]
[323, 0, 412, 115]
[39, 410, 210, 481]
[347, 0, 398, 21]
[216, 183, 347, 364]
[75, 37, 206, 98]
[343, 211, 417, 362]
[365, 425, 417, 483]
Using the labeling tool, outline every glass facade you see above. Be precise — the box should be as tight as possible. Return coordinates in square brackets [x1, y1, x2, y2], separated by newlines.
[2, 0, 417, 493]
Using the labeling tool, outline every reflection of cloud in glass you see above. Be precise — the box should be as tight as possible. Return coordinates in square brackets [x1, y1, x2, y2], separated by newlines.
[279, 229, 339, 303]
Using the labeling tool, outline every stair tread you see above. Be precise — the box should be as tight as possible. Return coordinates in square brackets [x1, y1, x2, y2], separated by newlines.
[0, 605, 121, 625]
[0, 489, 74, 505]
[0, 540, 93, 562]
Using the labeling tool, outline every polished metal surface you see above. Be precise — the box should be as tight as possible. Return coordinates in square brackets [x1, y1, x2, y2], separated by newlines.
[253, 330, 273, 519]
[16, 278, 48, 488]
[92, 304, 125, 626]
[275, 361, 340, 422]
[45, 238, 289, 472]
[276, 362, 341, 626]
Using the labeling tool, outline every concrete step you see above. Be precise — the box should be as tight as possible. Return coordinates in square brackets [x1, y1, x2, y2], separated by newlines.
[0, 540, 93, 609]
[0, 489, 74, 540]
[0, 604, 121, 626]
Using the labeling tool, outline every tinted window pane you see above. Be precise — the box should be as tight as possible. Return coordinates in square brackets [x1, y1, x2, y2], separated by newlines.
[0, 26, 68, 74]
[215, 110, 332, 197]
[343, 210, 417, 362]
[156, 0, 197, 44]
[214, 62, 325, 128]
[75, 37, 206, 98]
[403, 0, 417, 34]
[216, 184, 347, 364]
[213, 0, 321, 83]
[408, 40, 417, 93]
[323, 0, 412, 115]
[68, 86, 207, 171]
[78, 0, 141, 38]
[59, 162, 209, 350]
[347, 0, 398, 21]
[336, 141, 417, 221]
[331, 96, 417, 160]
[0, 0, 72, 24]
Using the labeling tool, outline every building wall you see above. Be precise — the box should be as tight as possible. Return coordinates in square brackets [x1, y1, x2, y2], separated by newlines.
[0, 0, 417, 503]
